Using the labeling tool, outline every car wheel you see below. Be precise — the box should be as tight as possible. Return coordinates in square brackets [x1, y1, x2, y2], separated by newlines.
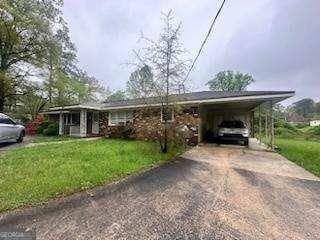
[17, 131, 25, 143]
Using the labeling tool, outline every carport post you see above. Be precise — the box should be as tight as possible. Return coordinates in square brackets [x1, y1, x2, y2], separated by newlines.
[265, 110, 268, 144]
[270, 101, 275, 150]
[259, 105, 262, 143]
[251, 111, 255, 138]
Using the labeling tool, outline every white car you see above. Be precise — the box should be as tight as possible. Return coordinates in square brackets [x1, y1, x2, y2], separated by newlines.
[0, 113, 26, 143]
[218, 120, 249, 146]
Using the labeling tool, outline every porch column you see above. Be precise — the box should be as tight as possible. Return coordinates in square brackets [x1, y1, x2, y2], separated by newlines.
[59, 112, 64, 135]
[80, 109, 87, 137]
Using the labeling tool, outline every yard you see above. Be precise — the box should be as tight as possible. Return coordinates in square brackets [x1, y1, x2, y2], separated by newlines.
[276, 138, 320, 177]
[0, 139, 182, 213]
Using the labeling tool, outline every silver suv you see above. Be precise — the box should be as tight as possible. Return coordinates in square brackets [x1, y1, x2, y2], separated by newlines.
[0, 113, 25, 143]
[218, 120, 249, 146]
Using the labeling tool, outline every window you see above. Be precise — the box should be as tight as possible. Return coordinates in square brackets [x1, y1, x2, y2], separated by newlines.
[0, 117, 15, 125]
[109, 111, 133, 126]
[64, 113, 80, 125]
[71, 113, 80, 124]
[161, 108, 174, 122]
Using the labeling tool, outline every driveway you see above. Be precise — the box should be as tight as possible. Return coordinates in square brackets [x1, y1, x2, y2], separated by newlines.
[1, 145, 319, 239]
[0, 136, 35, 152]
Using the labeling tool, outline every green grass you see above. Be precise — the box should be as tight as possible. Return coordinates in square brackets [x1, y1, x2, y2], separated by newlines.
[274, 124, 320, 141]
[0, 139, 182, 213]
[276, 138, 320, 177]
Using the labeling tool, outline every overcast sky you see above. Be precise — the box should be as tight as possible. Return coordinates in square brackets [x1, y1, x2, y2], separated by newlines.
[63, 0, 320, 105]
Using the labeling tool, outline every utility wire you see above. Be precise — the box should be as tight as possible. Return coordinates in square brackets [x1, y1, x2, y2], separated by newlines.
[184, 0, 227, 82]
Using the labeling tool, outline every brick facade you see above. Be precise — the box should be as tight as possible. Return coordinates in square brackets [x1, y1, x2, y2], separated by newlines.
[99, 106, 200, 145]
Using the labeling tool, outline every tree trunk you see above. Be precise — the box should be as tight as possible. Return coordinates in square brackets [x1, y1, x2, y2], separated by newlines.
[0, 70, 6, 113]
[162, 41, 171, 154]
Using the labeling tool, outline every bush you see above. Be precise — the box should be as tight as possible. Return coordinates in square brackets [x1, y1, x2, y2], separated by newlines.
[295, 123, 309, 129]
[310, 126, 320, 136]
[121, 124, 135, 139]
[42, 123, 59, 136]
[36, 121, 52, 134]
[280, 122, 298, 132]
[107, 124, 135, 139]
[275, 127, 299, 139]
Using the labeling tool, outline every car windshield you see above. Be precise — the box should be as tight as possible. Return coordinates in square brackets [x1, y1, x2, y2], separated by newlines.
[219, 120, 245, 128]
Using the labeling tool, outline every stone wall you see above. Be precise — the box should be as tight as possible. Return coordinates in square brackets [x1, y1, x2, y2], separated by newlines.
[99, 106, 200, 145]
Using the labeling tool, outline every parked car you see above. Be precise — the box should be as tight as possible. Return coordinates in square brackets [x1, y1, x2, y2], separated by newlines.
[0, 113, 26, 143]
[218, 120, 249, 146]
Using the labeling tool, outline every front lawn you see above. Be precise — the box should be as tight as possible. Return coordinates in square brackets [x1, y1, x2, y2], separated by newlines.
[276, 138, 320, 177]
[0, 139, 182, 213]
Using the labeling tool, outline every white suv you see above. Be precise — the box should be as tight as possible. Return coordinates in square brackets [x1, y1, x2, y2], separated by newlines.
[218, 120, 249, 146]
[0, 113, 25, 143]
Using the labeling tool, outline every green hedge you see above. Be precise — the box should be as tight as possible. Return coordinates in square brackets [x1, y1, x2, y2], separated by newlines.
[40, 122, 59, 136]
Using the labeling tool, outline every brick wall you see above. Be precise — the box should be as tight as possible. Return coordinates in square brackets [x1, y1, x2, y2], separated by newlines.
[99, 106, 200, 145]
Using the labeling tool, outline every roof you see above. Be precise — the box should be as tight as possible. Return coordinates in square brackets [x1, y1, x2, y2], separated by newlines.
[45, 90, 295, 112]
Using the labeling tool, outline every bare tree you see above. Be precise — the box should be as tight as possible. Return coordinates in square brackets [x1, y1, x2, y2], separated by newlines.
[131, 10, 190, 153]
[127, 65, 154, 99]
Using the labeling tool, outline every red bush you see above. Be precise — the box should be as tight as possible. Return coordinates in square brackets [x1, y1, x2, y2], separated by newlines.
[26, 115, 45, 135]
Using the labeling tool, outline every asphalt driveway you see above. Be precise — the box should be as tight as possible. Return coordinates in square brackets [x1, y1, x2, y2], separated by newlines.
[0, 136, 35, 152]
[1, 145, 319, 239]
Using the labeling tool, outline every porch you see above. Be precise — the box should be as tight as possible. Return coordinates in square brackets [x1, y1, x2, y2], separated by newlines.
[47, 109, 100, 137]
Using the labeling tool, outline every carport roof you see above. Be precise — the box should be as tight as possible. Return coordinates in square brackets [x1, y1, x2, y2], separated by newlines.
[45, 90, 294, 112]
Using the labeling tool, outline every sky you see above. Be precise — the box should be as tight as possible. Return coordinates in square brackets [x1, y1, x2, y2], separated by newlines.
[62, 0, 320, 105]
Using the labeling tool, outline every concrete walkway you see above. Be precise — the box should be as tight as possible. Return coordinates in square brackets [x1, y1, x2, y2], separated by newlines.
[1, 144, 319, 239]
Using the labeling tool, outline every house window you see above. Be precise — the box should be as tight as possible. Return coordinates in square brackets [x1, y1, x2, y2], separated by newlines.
[109, 111, 133, 126]
[64, 113, 80, 125]
[161, 108, 174, 122]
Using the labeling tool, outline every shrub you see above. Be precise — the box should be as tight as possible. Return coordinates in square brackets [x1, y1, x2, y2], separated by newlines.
[36, 121, 52, 134]
[121, 124, 135, 139]
[107, 124, 135, 139]
[42, 123, 59, 136]
[295, 123, 309, 129]
[281, 122, 298, 132]
[275, 127, 299, 139]
[310, 126, 320, 136]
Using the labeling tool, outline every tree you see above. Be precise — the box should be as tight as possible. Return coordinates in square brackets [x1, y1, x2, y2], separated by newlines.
[206, 70, 255, 91]
[106, 90, 127, 101]
[292, 98, 315, 118]
[131, 10, 190, 153]
[127, 65, 154, 99]
[0, 0, 105, 112]
[42, 17, 106, 106]
[0, 0, 63, 112]
[315, 102, 320, 115]
[20, 83, 47, 120]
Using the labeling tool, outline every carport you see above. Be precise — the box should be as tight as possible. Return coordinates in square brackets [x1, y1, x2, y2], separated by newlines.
[197, 93, 293, 149]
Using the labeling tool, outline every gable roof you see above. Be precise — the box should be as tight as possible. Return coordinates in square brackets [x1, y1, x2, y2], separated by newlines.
[45, 90, 295, 112]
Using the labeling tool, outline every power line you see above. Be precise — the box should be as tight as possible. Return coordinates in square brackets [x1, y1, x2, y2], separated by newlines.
[184, 0, 227, 82]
